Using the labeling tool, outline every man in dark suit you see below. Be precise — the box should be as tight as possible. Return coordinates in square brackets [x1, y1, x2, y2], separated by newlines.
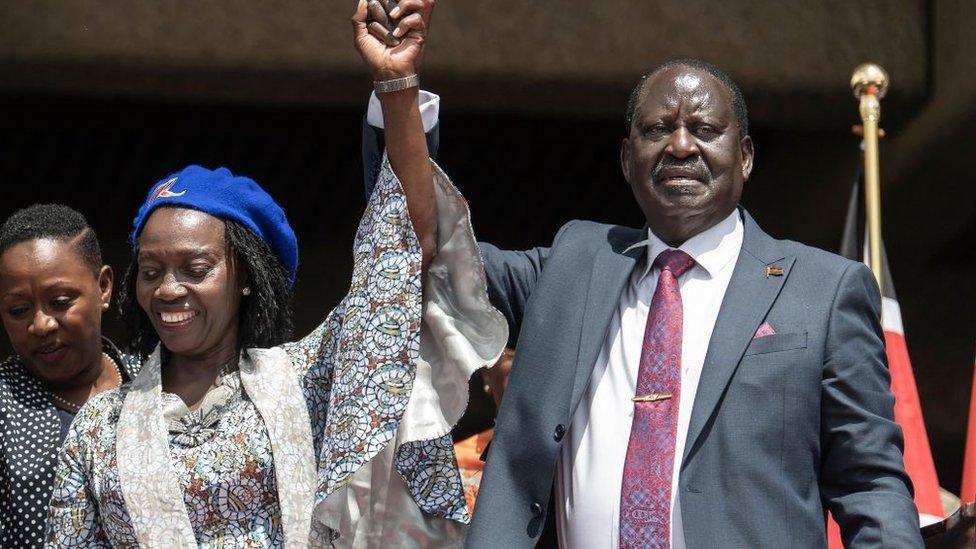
[363, 55, 921, 548]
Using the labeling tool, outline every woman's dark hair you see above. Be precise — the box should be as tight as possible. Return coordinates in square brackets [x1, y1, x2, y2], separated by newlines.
[119, 215, 294, 356]
[0, 204, 102, 271]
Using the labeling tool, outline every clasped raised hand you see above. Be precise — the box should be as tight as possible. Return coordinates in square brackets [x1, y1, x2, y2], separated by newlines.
[352, 0, 435, 81]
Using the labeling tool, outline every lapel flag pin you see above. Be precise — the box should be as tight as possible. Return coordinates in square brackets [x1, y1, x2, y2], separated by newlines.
[765, 265, 784, 277]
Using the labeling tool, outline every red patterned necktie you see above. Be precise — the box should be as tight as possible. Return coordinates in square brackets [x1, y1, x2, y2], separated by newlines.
[619, 249, 696, 549]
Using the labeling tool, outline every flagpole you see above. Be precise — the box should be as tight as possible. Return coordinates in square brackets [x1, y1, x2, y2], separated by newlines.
[851, 63, 889, 295]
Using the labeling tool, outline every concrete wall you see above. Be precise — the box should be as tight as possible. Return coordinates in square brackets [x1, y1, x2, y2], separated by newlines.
[1, 1, 928, 125]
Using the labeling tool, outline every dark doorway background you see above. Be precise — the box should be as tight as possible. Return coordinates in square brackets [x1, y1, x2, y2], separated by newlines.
[0, 92, 971, 494]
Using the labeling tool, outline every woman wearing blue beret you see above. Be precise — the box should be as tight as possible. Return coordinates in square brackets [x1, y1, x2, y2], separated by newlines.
[45, 1, 506, 546]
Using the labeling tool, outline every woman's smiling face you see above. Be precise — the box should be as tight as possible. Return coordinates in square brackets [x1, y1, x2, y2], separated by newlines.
[135, 208, 243, 359]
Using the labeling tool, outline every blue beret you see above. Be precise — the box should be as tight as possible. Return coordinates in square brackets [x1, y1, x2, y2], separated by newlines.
[130, 165, 299, 285]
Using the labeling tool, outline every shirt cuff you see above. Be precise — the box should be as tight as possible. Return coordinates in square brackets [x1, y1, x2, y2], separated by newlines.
[366, 90, 440, 132]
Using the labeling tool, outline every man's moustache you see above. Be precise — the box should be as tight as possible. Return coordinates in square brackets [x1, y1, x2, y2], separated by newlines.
[651, 157, 712, 183]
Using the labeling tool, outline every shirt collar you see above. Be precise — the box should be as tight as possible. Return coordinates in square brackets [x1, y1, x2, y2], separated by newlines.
[625, 209, 743, 282]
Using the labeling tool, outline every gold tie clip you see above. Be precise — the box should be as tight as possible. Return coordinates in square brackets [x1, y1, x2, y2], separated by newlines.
[632, 393, 672, 403]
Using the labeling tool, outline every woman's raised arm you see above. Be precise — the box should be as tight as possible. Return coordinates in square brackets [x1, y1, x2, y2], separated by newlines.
[353, 0, 437, 269]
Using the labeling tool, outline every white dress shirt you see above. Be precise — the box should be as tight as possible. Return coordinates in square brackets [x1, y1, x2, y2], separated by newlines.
[366, 90, 440, 132]
[555, 210, 743, 548]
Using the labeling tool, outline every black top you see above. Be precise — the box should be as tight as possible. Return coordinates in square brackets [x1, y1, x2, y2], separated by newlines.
[0, 338, 140, 548]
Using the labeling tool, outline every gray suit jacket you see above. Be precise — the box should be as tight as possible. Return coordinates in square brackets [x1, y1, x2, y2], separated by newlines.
[466, 213, 922, 548]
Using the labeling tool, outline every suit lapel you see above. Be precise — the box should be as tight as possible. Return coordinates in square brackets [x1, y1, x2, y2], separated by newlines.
[682, 210, 795, 466]
[568, 227, 643, 415]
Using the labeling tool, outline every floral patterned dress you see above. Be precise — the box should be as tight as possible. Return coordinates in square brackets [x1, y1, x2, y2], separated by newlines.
[44, 160, 507, 548]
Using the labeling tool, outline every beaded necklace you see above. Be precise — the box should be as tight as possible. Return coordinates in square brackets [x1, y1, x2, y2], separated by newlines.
[49, 351, 122, 412]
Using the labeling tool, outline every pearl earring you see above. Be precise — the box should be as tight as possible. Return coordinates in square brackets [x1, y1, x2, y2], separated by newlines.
[242, 287, 251, 296]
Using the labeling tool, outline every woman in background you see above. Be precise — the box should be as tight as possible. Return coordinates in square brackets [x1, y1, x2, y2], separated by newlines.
[0, 204, 139, 547]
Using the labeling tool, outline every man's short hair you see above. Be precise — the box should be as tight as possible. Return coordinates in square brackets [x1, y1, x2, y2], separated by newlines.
[625, 58, 749, 139]
[0, 204, 102, 270]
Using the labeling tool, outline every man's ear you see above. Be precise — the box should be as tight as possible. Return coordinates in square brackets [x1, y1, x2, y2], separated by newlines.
[740, 134, 755, 182]
[620, 137, 632, 185]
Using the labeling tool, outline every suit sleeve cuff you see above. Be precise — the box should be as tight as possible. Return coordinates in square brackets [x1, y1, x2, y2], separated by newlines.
[366, 90, 440, 132]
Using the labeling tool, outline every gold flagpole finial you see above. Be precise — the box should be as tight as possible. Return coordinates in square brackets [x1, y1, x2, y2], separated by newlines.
[851, 63, 889, 101]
